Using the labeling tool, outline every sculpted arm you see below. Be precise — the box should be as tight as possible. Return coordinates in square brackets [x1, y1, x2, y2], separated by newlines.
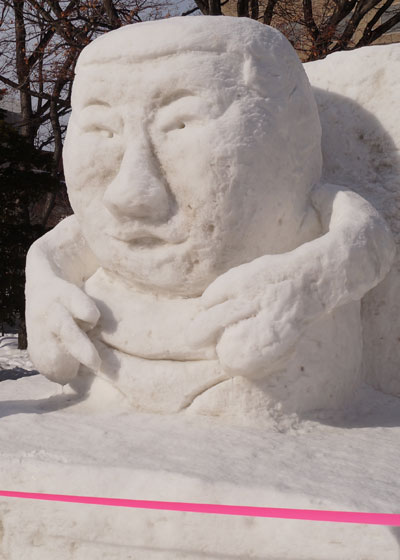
[190, 184, 396, 375]
[26, 215, 101, 384]
[308, 183, 395, 309]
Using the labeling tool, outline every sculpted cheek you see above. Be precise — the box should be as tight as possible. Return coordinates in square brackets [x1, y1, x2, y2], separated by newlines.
[85, 141, 124, 189]
[65, 132, 123, 192]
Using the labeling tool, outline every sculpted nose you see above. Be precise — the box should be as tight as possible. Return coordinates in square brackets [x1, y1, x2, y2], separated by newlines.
[103, 137, 170, 220]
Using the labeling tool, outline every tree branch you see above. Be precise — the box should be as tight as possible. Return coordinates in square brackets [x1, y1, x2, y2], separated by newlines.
[102, 0, 122, 27]
[334, 0, 381, 49]
[181, 5, 200, 15]
[359, 8, 400, 44]
[192, 0, 209, 14]
[356, 0, 398, 47]
[27, 0, 84, 48]
[0, 74, 69, 107]
[303, 0, 319, 41]
[263, 0, 278, 25]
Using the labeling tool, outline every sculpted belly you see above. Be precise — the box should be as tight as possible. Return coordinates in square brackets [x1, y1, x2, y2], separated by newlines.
[82, 268, 227, 413]
[84, 268, 217, 361]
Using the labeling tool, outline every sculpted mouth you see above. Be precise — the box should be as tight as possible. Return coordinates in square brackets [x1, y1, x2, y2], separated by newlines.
[110, 232, 164, 244]
[119, 235, 166, 246]
[106, 216, 188, 245]
[109, 230, 186, 245]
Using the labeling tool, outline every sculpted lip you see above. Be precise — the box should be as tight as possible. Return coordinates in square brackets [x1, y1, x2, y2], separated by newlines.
[108, 229, 187, 245]
[105, 217, 188, 245]
[112, 234, 166, 246]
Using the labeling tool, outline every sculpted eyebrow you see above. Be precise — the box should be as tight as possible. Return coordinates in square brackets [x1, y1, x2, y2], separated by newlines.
[78, 101, 122, 131]
[158, 90, 196, 107]
[82, 99, 112, 109]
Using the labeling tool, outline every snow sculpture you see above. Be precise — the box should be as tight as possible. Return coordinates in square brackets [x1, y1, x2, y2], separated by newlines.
[26, 17, 395, 420]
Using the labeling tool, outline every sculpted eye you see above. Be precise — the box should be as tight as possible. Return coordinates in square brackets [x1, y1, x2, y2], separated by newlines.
[78, 104, 122, 138]
[85, 125, 116, 138]
[163, 120, 187, 133]
[98, 127, 115, 138]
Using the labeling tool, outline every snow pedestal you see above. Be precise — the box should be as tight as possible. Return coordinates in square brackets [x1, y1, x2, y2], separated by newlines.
[1, 375, 400, 559]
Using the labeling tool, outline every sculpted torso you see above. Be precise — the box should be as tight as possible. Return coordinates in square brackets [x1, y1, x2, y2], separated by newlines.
[84, 266, 363, 416]
[25, 17, 397, 421]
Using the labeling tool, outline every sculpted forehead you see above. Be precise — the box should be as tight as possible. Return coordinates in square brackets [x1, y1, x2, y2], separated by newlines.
[71, 14, 321, 125]
[72, 52, 241, 112]
[76, 16, 289, 68]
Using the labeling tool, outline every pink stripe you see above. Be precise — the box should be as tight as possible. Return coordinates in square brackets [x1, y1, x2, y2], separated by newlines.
[0, 490, 399, 526]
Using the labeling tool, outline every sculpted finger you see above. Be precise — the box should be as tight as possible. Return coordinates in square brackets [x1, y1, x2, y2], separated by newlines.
[28, 334, 80, 385]
[47, 303, 101, 371]
[60, 320, 101, 371]
[188, 298, 258, 347]
[216, 310, 299, 376]
[201, 279, 230, 308]
[201, 257, 278, 309]
[39, 340, 81, 384]
[216, 316, 272, 375]
[201, 267, 245, 308]
[63, 285, 100, 330]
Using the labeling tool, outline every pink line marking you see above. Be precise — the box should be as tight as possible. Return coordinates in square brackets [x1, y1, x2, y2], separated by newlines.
[0, 490, 399, 526]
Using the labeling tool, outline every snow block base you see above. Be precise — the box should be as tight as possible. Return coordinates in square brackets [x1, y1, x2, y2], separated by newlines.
[1, 375, 400, 559]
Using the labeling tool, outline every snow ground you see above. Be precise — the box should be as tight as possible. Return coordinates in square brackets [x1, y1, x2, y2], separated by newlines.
[1, 334, 400, 559]
[0, 333, 39, 381]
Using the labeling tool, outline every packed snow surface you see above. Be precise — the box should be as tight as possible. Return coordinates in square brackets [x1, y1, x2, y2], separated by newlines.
[1, 336, 400, 559]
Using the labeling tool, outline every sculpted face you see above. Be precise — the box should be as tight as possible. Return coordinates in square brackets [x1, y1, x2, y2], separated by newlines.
[64, 19, 322, 297]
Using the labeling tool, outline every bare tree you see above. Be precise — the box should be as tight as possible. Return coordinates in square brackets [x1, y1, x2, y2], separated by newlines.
[277, 0, 400, 61]
[188, 0, 400, 61]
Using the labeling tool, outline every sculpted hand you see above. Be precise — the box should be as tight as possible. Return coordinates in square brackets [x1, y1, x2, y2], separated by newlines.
[188, 255, 322, 376]
[25, 215, 101, 384]
[26, 278, 101, 384]
[188, 184, 395, 377]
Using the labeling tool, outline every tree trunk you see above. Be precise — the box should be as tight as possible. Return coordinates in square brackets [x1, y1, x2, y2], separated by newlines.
[263, 0, 278, 25]
[18, 317, 27, 350]
[208, 0, 222, 15]
[13, 0, 35, 142]
[237, 0, 249, 17]
[251, 0, 259, 20]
